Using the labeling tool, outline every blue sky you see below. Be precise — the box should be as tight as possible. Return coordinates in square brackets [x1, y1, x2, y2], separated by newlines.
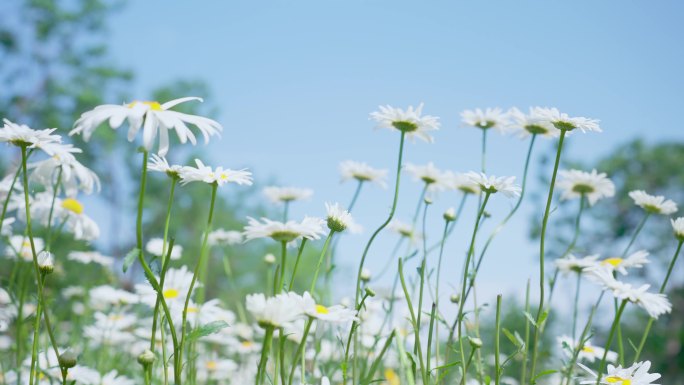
[107, 1, 684, 310]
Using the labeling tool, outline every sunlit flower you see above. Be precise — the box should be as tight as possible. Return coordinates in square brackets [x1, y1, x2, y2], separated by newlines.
[179, 159, 253, 186]
[587, 268, 671, 319]
[460, 107, 511, 132]
[579, 360, 661, 385]
[405, 162, 450, 192]
[558, 335, 617, 363]
[136, 266, 196, 307]
[6, 235, 45, 261]
[555, 254, 600, 274]
[208, 229, 244, 246]
[299, 292, 357, 323]
[465, 172, 521, 198]
[148, 154, 182, 178]
[557, 169, 615, 205]
[600, 250, 650, 275]
[23, 193, 100, 241]
[245, 292, 303, 327]
[339, 160, 388, 188]
[445, 172, 481, 195]
[325, 202, 360, 233]
[671, 217, 684, 241]
[146, 238, 183, 260]
[70, 97, 222, 156]
[0, 119, 62, 154]
[628, 190, 678, 215]
[243, 216, 326, 243]
[370, 103, 440, 143]
[263, 186, 313, 204]
[68, 251, 114, 267]
[508, 107, 559, 137]
[533, 107, 602, 133]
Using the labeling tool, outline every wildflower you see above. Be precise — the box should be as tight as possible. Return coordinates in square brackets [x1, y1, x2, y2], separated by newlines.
[67, 251, 114, 267]
[243, 216, 326, 243]
[263, 186, 313, 204]
[339, 160, 388, 188]
[557, 169, 615, 205]
[37, 250, 55, 274]
[629, 190, 678, 215]
[555, 254, 600, 274]
[557, 335, 617, 363]
[147, 154, 182, 178]
[179, 159, 252, 186]
[465, 172, 521, 198]
[29, 144, 101, 196]
[264, 253, 276, 264]
[145, 238, 182, 260]
[136, 266, 196, 307]
[508, 107, 559, 137]
[460, 107, 511, 132]
[245, 292, 303, 328]
[70, 97, 222, 156]
[445, 172, 481, 195]
[443, 207, 457, 222]
[208, 229, 244, 246]
[325, 202, 360, 233]
[196, 353, 237, 382]
[0, 119, 62, 154]
[88, 285, 139, 309]
[22, 193, 100, 241]
[600, 250, 650, 275]
[370, 103, 440, 143]
[299, 292, 357, 323]
[533, 107, 602, 133]
[579, 360, 660, 385]
[587, 268, 671, 319]
[671, 217, 684, 241]
[405, 162, 450, 192]
[389, 219, 421, 240]
[6, 235, 45, 261]
[360, 268, 372, 282]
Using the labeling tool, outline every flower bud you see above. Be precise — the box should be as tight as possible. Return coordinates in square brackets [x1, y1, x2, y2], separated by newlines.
[360, 268, 372, 282]
[364, 287, 376, 297]
[58, 351, 77, 369]
[38, 251, 54, 275]
[443, 207, 456, 222]
[468, 337, 483, 349]
[137, 349, 156, 366]
[450, 294, 460, 304]
[424, 196, 433, 205]
[264, 253, 276, 265]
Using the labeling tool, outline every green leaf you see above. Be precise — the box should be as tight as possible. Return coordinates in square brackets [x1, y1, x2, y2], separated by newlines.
[532, 369, 557, 382]
[122, 248, 139, 273]
[186, 321, 229, 342]
[523, 311, 537, 327]
[502, 328, 521, 348]
[538, 311, 549, 326]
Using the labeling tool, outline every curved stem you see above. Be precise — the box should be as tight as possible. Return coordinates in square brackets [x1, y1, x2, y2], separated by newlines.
[0, 165, 21, 227]
[310, 231, 334, 295]
[256, 326, 275, 385]
[621, 213, 650, 258]
[571, 272, 582, 341]
[530, 130, 566, 379]
[434, 219, 450, 367]
[354, 131, 405, 307]
[44, 168, 63, 251]
[289, 239, 309, 290]
[415, 200, 431, 349]
[288, 317, 313, 385]
[595, 300, 627, 385]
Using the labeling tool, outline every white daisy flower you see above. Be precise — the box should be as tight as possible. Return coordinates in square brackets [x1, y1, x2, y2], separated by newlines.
[557, 169, 615, 205]
[465, 172, 521, 198]
[67, 251, 114, 267]
[671, 217, 684, 241]
[325, 202, 361, 233]
[245, 292, 304, 328]
[600, 250, 650, 275]
[70, 97, 222, 156]
[587, 268, 671, 319]
[532, 107, 602, 133]
[299, 292, 357, 323]
[628, 190, 678, 215]
[339, 160, 388, 188]
[0, 172, 22, 200]
[460, 107, 511, 132]
[28, 143, 100, 197]
[370, 103, 440, 143]
[404, 162, 450, 192]
[444, 172, 481, 195]
[508, 107, 559, 137]
[88, 285, 139, 309]
[557, 335, 617, 363]
[148, 154, 182, 178]
[6, 235, 45, 261]
[243, 216, 326, 243]
[389, 219, 420, 240]
[0, 119, 62, 154]
[555, 254, 600, 274]
[579, 360, 661, 385]
[21, 193, 100, 241]
[179, 159, 253, 187]
[37, 250, 54, 271]
[1, 217, 14, 236]
[263, 186, 313, 204]
[208, 228, 244, 246]
[84, 311, 137, 346]
[146, 238, 183, 260]
[136, 265, 196, 308]
[196, 353, 237, 382]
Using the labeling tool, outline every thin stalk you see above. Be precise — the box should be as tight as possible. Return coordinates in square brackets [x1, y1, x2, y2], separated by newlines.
[256, 326, 275, 385]
[283, 201, 290, 222]
[494, 295, 502, 385]
[563, 292, 604, 385]
[427, 303, 437, 380]
[288, 317, 313, 385]
[595, 300, 628, 385]
[44, 168, 63, 250]
[222, 250, 248, 323]
[530, 130, 566, 379]
[426, 193, 468, 254]
[279, 329, 287, 385]
[415, 200, 431, 348]
[342, 291, 372, 384]
[572, 272, 582, 341]
[621, 213, 650, 257]
[279, 241, 287, 292]
[310, 231, 334, 295]
[634, 240, 683, 361]
[520, 279, 531, 385]
[288, 239, 308, 290]
[398, 258, 429, 385]
[0, 165, 21, 226]
[354, 131, 405, 307]
[434, 219, 450, 366]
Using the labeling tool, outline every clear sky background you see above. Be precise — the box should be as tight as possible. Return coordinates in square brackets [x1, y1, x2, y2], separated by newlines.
[106, 1, 684, 313]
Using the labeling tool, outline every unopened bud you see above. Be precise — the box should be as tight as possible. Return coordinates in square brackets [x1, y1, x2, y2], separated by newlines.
[364, 287, 376, 297]
[424, 196, 433, 205]
[468, 337, 483, 349]
[137, 349, 156, 366]
[443, 207, 456, 222]
[360, 268, 372, 282]
[58, 351, 77, 368]
[38, 251, 54, 274]
[450, 294, 460, 304]
[264, 253, 276, 265]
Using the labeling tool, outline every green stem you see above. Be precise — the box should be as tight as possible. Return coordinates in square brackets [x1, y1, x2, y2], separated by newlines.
[520, 279, 531, 385]
[621, 213, 650, 258]
[634, 240, 683, 361]
[288, 317, 313, 385]
[288, 239, 308, 290]
[256, 326, 275, 385]
[494, 295, 502, 385]
[434, 219, 450, 367]
[530, 129, 566, 379]
[0, 165, 21, 227]
[354, 131, 405, 307]
[310, 231, 334, 295]
[595, 300, 627, 385]
[563, 292, 603, 385]
[571, 272, 582, 341]
[481, 128, 487, 173]
[279, 241, 287, 292]
[415, 200, 431, 349]
[398, 258, 429, 385]
[426, 303, 437, 380]
[44, 168, 63, 251]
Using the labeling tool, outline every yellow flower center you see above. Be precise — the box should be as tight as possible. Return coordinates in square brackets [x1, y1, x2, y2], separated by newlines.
[163, 288, 179, 299]
[582, 346, 595, 353]
[315, 304, 329, 314]
[241, 341, 253, 348]
[128, 101, 163, 111]
[602, 258, 623, 267]
[384, 368, 400, 385]
[187, 306, 198, 313]
[61, 198, 84, 214]
[219, 173, 229, 181]
[206, 360, 217, 370]
[109, 314, 123, 321]
[606, 376, 630, 385]
[22, 240, 30, 248]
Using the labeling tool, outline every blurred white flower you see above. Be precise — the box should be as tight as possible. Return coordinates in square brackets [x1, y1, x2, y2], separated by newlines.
[508, 107, 559, 137]
[68, 251, 114, 267]
[557, 169, 615, 205]
[136, 266, 196, 308]
[557, 335, 617, 363]
[70, 97, 222, 156]
[148, 154, 182, 178]
[405, 162, 450, 192]
[671, 217, 684, 241]
[6, 235, 45, 261]
[29, 144, 100, 197]
[339, 160, 388, 188]
[600, 250, 650, 275]
[587, 268, 671, 319]
[89, 285, 139, 309]
[1, 217, 14, 236]
[208, 229, 244, 246]
[533, 107, 602, 133]
[299, 292, 357, 323]
[460, 107, 511, 132]
[0, 119, 62, 155]
[146, 238, 183, 260]
[243, 216, 326, 243]
[445, 172, 481, 195]
[263, 186, 313, 204]
[629, 190, 678, 215]
[555, 254, 600, 274]
[370, 103, 440, 143]
[465, 172, 521, 198]
[21, 193, 99, 241]
[179, 159, 253, 186]
[578, 360, 660, 385]
[245, 292, 303, 328]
